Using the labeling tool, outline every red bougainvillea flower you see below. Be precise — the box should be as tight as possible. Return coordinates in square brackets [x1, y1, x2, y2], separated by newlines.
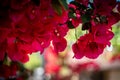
[0, 0, 118, 63]
[68, 3, 82, 28]
[0, 0, 68, 63]
[108, 12, 120, 26]
[6, 37, 30, 63]
[52, 8, 69, 37]
[72, 21, 114, 59]
[92, 24, 114, 45]
[0, 41, 7, 61]
[52, 37, 67, 52]
[10, 0, 30, 10]
[51, 24, 68, 52]
[51, 25, 68, 52]
[0, 64, 11, 78]
[93, 0, 117, 15]
[72, 34, 106, 59]
[50, 8, 68, 52]
[0, 28, 10, 60]
[0, 0, 53, 62]
[0, 62, 18, 79]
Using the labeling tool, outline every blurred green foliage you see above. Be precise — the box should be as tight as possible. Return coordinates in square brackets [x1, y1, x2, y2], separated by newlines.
[24, 52, 43, 70]
[111, 21, 120, 55]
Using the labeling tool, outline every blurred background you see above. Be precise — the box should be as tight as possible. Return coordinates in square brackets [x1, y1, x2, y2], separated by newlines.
[20, 21, 120, 80]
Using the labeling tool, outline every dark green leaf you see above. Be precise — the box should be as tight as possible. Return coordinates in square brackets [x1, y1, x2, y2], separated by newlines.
[67, 21, 75, 29]
[81, 14, 91, 23]
[69, 7, 75, 13]
[78, 4, 87, 11]
[51, 0, 62, 15]
[86, 8, 93, 15]
[68, 12, 76, 18]
[58, 0, 68, 10]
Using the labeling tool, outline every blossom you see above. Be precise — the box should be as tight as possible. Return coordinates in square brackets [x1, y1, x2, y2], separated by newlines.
[0, 0, 118, 63]
[72, 43, 84, 59]
[0, 62, 18, 79]
[108, 12, 120, 25]
[72, 22, 114, 59]
[0, 41, 6, 61]
[93, 0, 117, 15]
[10, 0, 30, 10]
[51, 8, 68, 52]
[0, 28, 9, 60]
[72, 34, 106, 59]
[0, 65, 11, 78]
[52, 37, 67, 52]
[6, 37, 30, 63]
[0, 0, 54, 62]
[68, 3, 82, 28]
[92, 24, 114, 45]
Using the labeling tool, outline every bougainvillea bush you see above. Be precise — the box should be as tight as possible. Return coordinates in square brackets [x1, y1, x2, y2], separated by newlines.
[0, 0, 120, 79]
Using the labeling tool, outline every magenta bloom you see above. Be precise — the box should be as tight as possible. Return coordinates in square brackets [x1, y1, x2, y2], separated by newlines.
[72, 34, 106, 59]
[0, 0, 118, 63]
[93, 24, 114, 45]
[50, 8, 68, 52]
[94, 0, 116, 15]
[0, 62, 18, 79]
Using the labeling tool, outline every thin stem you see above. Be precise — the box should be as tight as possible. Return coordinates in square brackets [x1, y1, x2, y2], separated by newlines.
[75, 28, 78, 40]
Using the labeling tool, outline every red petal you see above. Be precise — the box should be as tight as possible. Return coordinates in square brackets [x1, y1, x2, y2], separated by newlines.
[72, 43, 84, 59]
[52, 37, 67, 52]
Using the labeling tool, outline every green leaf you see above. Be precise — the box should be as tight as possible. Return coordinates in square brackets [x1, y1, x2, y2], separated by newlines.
[81, 14, 91, 23]
[67, 21, 75, 29]
[68, 12, 76, 18]
[69, 7, 75, 13]
[51, 0, 62, 15]
[58, 0, 68, 10]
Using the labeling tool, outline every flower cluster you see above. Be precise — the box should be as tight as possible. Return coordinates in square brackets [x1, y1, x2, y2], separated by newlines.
[0, 0, 68, 63]
[70, 0, 120, 59]
[0, 0, 120, 63]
